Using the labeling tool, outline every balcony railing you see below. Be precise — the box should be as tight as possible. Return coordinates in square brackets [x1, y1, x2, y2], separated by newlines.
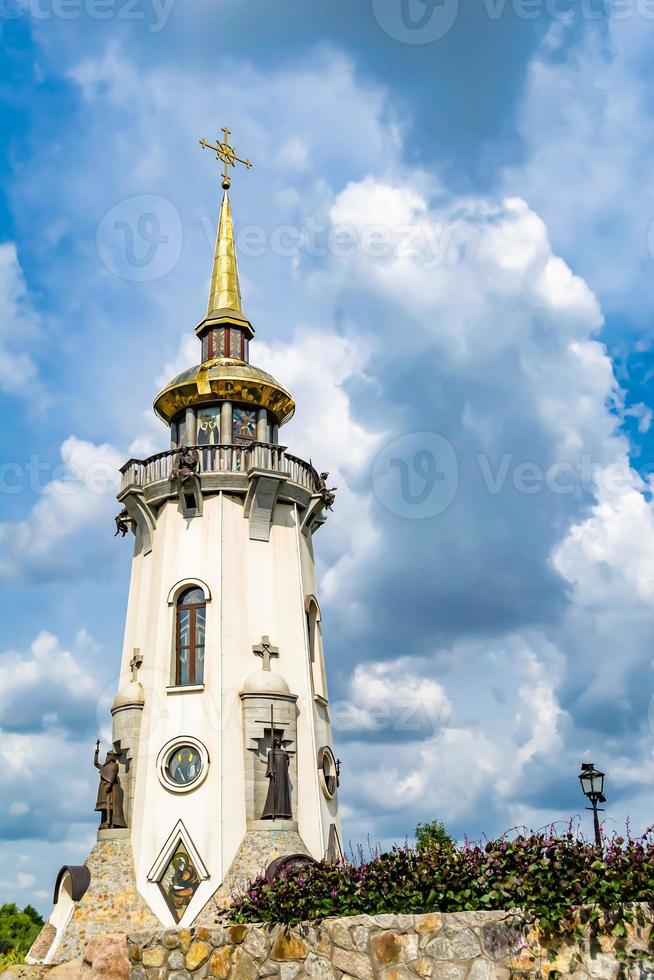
[120, 443, 321, 495]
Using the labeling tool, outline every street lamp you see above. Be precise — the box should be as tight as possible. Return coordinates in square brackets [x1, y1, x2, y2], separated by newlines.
[578, 762, 606, 847]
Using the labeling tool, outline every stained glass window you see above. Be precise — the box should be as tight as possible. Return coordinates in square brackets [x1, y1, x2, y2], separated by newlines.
[167, 746, 203, 786]
[158, 843, 201, 923]
[233, 407, 257, 444]
[171, 415, 187, 448]
[197, 407, 220, 446]
[214, 329, 226, 358]
[175, 588, 206, 686]
[230, 329, 243, 359]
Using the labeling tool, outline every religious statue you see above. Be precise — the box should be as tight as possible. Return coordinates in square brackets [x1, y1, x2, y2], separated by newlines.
[171, 446, 199, 484]
[94, 741, 127, 830]
[261, 736, 292, 820]
[114, 508, 130, 537]
[317, 471, 337, 511]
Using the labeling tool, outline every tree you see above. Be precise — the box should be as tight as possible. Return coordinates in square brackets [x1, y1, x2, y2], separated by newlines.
[415, 819, 454, 851]
[0, 903, 44, 960]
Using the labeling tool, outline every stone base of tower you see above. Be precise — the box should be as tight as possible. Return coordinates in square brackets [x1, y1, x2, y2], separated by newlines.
[195, 829, 310, 925]
[29, 835, 160, 965]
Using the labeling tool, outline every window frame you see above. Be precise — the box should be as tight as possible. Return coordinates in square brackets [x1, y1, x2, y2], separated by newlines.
[305, 594, 327, 701]
[175, 587, 207, 687]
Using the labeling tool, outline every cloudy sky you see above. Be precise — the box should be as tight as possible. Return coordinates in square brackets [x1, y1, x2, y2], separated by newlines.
[2, 0, 654, 910]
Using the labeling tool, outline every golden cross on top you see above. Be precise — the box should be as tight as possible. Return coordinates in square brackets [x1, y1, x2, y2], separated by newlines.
[199, 127, 253, 190]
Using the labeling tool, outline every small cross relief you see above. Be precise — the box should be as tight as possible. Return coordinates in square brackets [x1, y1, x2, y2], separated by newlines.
[252, 636, 279, 672]
[130, 648, 143, 682]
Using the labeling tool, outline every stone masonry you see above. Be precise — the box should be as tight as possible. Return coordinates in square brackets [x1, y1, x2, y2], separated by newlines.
[127, 906, 654, 980]
[52, 838, 159, 964]
[195, 830, 310, 923]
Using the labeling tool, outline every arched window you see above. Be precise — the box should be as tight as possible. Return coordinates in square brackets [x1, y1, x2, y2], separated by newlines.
[306, 596, 326, 701]
[175, 587, 206, 686]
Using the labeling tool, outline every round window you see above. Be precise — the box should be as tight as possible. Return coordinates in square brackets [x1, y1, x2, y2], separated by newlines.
[167, 746, 203, 786]
[157, 737, 209, 794]
[317, 746, 339, 799]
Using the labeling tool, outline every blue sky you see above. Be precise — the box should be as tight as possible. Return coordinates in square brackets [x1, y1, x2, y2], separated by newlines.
[1, 0, 654, 910]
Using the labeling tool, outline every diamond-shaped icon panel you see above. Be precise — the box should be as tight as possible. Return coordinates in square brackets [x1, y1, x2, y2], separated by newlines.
[158, 842, 202, 923]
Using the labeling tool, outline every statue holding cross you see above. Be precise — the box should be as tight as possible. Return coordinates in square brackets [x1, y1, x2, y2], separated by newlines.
[200, 127, 253, 190]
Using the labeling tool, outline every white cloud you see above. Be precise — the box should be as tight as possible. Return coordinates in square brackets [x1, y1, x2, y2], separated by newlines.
[0, 243, 40, 396]
[553, 476, 654, 607]
[330, 177, 427, 230]
[342, 636, 566, 828]
[298, 172, 653, 837]
[0, 436, 122, 580]
[0, 631, 100, 736]
[504, 18, 654, 319]
[338, 659, 451, 736]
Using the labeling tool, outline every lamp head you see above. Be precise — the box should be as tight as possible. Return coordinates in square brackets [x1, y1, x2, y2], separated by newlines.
[579, 762, 605, 800]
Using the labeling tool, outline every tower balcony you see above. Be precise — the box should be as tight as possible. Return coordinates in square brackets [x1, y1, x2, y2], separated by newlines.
[118, 442, 332, 549]
[120, 442, 320, 494]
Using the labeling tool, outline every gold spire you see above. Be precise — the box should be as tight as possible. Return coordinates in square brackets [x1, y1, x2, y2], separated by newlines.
[200, 127, 253, 317]
[207, 190, 242, 315]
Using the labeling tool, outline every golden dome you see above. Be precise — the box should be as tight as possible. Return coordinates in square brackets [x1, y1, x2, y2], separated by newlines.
[153, 357, 295, 425]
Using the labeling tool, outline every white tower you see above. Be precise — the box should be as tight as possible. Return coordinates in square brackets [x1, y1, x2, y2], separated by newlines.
[32, 131, 341, 962]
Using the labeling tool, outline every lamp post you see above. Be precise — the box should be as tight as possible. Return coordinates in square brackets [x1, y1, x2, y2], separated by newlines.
[578, 762, 606, 847]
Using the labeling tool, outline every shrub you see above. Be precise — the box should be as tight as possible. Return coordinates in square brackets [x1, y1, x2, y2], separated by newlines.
[0, 902, 44, 962]
[0, 948, 27, 969]
[231, 825, 654, 957]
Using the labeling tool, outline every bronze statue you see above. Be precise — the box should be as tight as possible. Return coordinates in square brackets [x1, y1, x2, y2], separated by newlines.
[94, 741, 127, 829]
[171, 447, 199, 484]
[114, 508, 130, 537]
[261, 736, 292, 820]
[317, 471, 337, 511]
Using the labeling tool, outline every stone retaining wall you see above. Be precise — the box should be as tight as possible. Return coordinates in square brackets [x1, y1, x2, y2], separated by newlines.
[127, 907, 654, 980]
